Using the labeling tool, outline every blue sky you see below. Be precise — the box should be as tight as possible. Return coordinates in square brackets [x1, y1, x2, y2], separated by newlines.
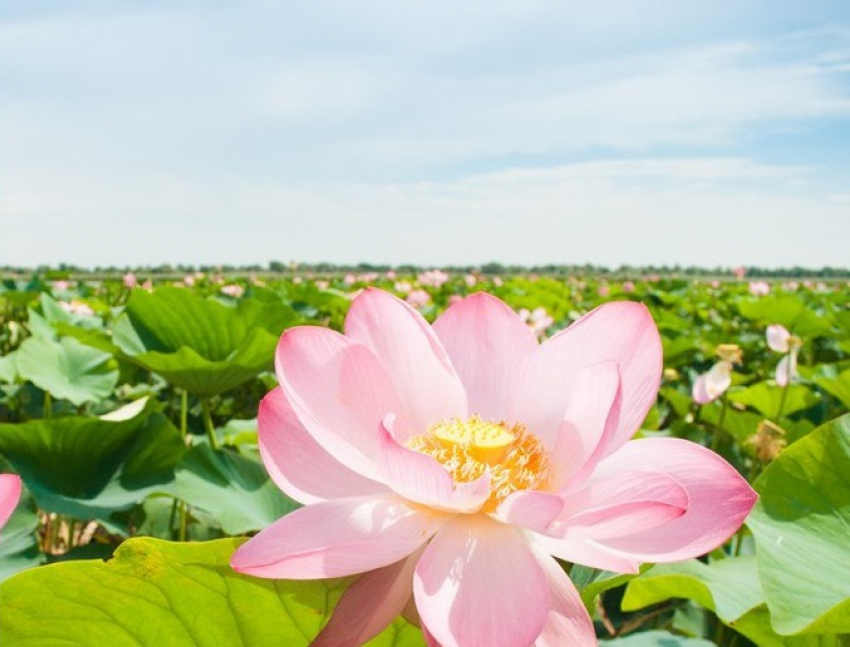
[1, 1, 849, 268]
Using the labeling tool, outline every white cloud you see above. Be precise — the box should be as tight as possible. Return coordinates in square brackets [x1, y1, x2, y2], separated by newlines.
[1, 158, 846, 268]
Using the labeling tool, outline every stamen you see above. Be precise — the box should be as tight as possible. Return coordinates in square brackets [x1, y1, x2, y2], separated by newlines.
[405, 415, 550, 512]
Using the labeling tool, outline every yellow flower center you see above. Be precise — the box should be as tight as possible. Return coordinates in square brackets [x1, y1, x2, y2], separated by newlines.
[405, 416, 551, 513]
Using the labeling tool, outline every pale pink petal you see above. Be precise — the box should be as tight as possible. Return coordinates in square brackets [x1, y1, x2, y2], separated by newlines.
[345, 289, 467, 438]
[0, 474, 22, 531]
[496, 490, 565, 533]
[553, 470, 689, 541]
[376, 417, 490, 513]
[549, 361, 622, 489]
[414, 516, 549, 647]
[775, 352, 798, 387]
[258, 388, 388, 505]
[531, 546, 596, 646]
[511, 301, 662, 453]
[691, 373, 713, 404]
[313, 549, 422, 647]
[704, 360, 732, 398]
[590, 438, 757, 562]
[230, 495, 448, 579]
[433, 292, 538, 420]
[766, 324, 790, 353]
[275, 326, 407, 478]
[531, 533, 640, 574]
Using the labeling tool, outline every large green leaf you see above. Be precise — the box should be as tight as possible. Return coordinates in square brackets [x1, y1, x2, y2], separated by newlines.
[815, 370, 850, 410]
[737, 296, 833, 338]
[728, 382, 820, 418]
[113, 288, 299, 396]
[747, 414, 850, 635]
[15, 335, 118, 405]
[622, 557, 763, 625]
[0, 487, 41, 582]
[0, 537, 424, 646]
[174, 444, 299, 535]
[0, 399, 185, 520]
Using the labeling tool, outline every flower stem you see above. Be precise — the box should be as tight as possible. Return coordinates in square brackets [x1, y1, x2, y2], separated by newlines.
[775, 382, 789, 421]
[710, 395, 728, 453]
[43, 391, 53, 420]
[201, 399, 218, 450]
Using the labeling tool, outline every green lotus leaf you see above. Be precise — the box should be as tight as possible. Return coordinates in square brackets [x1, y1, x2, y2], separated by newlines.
[15, 335, 118, 405]
[737, 295, 832, 338]
[0, 398, 185, 520]
[727, 382, 820, 418]
[174, 443, 299, 535]
[0, 537, 424, 646]
[622, 557, 763, 625]
[112, 288, 299, 396]
[747, 414, 850, 635]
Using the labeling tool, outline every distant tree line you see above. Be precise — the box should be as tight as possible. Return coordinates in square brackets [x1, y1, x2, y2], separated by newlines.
[1, 261, 848, 279]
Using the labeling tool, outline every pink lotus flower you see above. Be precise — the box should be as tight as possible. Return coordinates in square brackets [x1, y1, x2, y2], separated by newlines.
[733, 266, 746, 280]
[597, 284, 610, 298]
[232, 289, 756, 646]
[59, 300, 95, 317]
[406, 289, 432, 309]
[418, 269, 450, 288]
[766, 325, 801, 387]
[692, 344, 742, 405]
[221, 284, 245, 298]
[622, 281, 635, 294]
[519, 306, 555, 339]
[123, 272, 138, 289]
[748, 280, 770, 296]
[0, 474, 22, 535]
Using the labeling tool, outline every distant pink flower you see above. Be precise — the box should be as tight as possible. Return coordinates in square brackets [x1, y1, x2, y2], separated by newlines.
[59, 300, 94, 317]
[360, 272, 380, 283]
[406, 289, 432, 309]
[386, 270, 397, 280]
[733, 266, 746, 280]
[464, 274, 477, 288]
[492, 276, 503, 287]
[692, 345, 742, 405]
[123, 272, 138, 289]
[710, 280, 720, 288]
[52, 280, 71, 291]
[597, 285, 610, 298]
[221, 284, 245, 298]
[519, 307, 554, 339]
[622, 281, 635, 293]
[141, 280, 153, 292]
[418, 270, 449, 288]
[315, 280, 329, 290]
[448, 294, 463, 306]
[748, 281, 770, 296]
[232, 289, 756, 647]
[782, 281, 798, 291]
[183, 274, 196, 287]
[766, 325, 800, 387]
[344, 273, 357, 286]
[394, 281, 413, 295]
[0, 474, 22, 535]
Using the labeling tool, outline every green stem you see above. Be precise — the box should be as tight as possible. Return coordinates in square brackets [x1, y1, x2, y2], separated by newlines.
[43, 391, 53, 420]
[710, 395, 728, 453]
[178, 390, 189, 541]
[776, 381, 789, 422]
[180, 390, 188, 440]
[201, 399, 218, 450]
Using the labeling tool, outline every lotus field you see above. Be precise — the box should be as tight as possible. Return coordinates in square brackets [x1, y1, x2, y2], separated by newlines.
[0, 271, 848, 646]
